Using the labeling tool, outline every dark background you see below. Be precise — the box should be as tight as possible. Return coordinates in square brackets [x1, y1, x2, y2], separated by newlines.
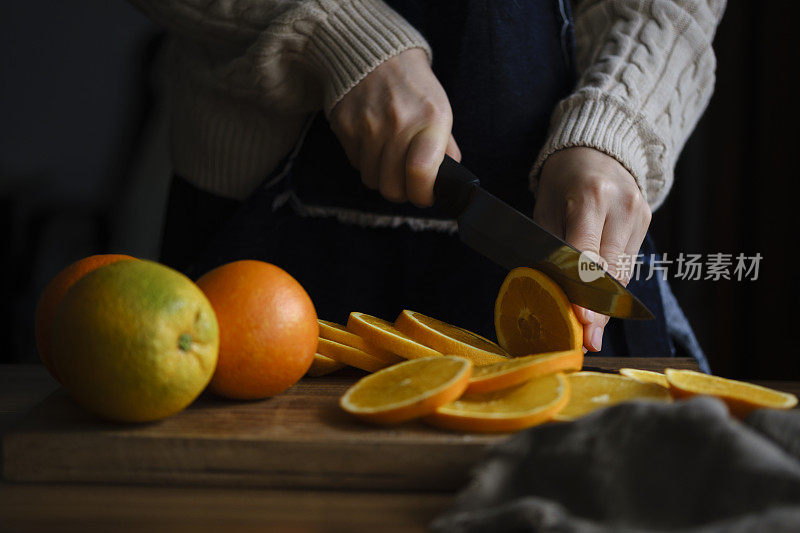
[2, 2, 798, 379]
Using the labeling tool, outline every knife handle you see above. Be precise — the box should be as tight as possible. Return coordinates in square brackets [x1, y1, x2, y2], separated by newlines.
[433, 155, 481, 218]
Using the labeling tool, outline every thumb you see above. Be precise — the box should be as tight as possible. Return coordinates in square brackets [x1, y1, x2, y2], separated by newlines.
[446, 134, 461, 162]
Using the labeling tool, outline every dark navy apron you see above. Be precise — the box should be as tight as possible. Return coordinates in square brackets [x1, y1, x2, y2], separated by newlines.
[187, 0, 686, 361]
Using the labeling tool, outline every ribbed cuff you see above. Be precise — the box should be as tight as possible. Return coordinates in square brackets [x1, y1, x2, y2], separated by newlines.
[530, 89, 670, 209]
[306, 0, 432, 115]
[170, 82, 309, 201]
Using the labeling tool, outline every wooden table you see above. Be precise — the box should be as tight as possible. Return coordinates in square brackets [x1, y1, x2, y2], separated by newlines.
[1, 359, 797, 531]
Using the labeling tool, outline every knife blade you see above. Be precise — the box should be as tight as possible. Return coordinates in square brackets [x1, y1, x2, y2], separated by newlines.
[434, 155, 653, 320]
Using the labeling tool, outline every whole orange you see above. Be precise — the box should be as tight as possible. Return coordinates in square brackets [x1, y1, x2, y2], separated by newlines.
[35, 253, 136, 381]
[51, 260, 219, 422]
[196, 260, 318, 399]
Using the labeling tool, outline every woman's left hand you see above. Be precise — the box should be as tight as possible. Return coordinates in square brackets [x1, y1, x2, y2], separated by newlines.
[533, 147, 652, 352]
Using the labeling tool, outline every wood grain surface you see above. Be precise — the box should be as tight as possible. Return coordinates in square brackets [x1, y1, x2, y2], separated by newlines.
[4, 357, 701, 490]
[0, 484, 451, 532]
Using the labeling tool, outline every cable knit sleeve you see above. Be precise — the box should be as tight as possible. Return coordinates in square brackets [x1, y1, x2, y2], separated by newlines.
[530, 0, 726, 211]
[129, 0, 431, 115]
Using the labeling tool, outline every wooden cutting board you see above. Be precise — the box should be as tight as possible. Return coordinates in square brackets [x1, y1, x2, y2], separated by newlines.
[2, 357, 699, 491]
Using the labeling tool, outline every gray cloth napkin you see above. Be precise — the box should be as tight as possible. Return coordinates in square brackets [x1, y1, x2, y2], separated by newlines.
[431, 396, 800, 532]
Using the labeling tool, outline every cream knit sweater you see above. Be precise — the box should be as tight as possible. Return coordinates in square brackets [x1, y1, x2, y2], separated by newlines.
[131, 0, 725, 212]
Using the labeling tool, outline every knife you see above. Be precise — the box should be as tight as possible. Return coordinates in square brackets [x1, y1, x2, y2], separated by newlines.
[433, 155, 654, 320]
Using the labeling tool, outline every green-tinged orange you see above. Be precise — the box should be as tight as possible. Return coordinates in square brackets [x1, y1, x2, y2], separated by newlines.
[51, 260, 219, 422]
[35, 254, 136, 381]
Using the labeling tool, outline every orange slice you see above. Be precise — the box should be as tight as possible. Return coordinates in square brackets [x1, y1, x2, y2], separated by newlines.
[347, 312, 441, 360]
[494, 267, 582, 356]
[665, 369, 798, 418]
[394, 310, 509, 366]
[318, 319, 404, 364]
[425, 372, 569, 433]
[305, 353, 345, 377]
[619, 368, 668, 388]
[553, 371, 671, 421]
[340, 356, 472, 424]
[317, 338, 390, 373]
[466, 349, 583, 394]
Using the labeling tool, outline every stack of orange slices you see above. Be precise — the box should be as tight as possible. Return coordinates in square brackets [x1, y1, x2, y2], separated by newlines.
[309, 308, 513, 376]
[337, 268, 589, 432]
[340, 353, 576, 432]
[330, 268, 797, 431]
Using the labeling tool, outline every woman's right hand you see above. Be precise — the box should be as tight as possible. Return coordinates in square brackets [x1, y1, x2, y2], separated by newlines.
[329, 48, 460, 207]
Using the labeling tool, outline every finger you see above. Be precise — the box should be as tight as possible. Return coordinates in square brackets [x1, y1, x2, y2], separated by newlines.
[446, 134, 462, 162]
[405, 125, 450, 207]
[563, 198, 604, 257]
[378, 135, 408, 203]
[584, 211, 620, 352]
[598, 215, 631, 284]
[359, 137, 383, 191]
[584, 321, 607, 352]
[573, 304, 596, 326]
[621, 208, 651, 282]
[564, 200, 606, 351]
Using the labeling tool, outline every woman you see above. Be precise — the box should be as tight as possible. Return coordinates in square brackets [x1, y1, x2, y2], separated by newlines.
[131, 0, 724, 369]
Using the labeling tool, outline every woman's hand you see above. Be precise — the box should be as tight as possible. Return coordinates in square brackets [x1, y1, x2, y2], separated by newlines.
[329, 48, 460, 207]
[533, 147, 652, 352]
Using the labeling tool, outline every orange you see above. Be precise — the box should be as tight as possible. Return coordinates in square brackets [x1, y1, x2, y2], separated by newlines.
[494, 267, 582, 356]
[306, 353, 345, 377]
[35, 254, 136, 381]
[394, 310, 509, 366]
[426, 372, 569, 433]
[317, 338, 390, 373]
[665, 369, 798, 418]
[619, 368, 669, 388]
[51, 260, 218, 422]
[466, 349, 583, 394]
[553, 371, 671, 421]
[318, 319, 404, 364]
[347, 312, 441, 360]
[340, 356, 472, 424]
[196, 260, 317, 399]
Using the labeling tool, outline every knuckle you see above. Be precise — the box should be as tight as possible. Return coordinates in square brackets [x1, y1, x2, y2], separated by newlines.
[386, 106, 407, 133]
[359, 109, 381, 138]
[583, 176, 615, 203]
[564, 196, 591, 219]
[620, 186, 642, 210]
[384, 92, 410, 132]
[420, 99, 450, 124]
